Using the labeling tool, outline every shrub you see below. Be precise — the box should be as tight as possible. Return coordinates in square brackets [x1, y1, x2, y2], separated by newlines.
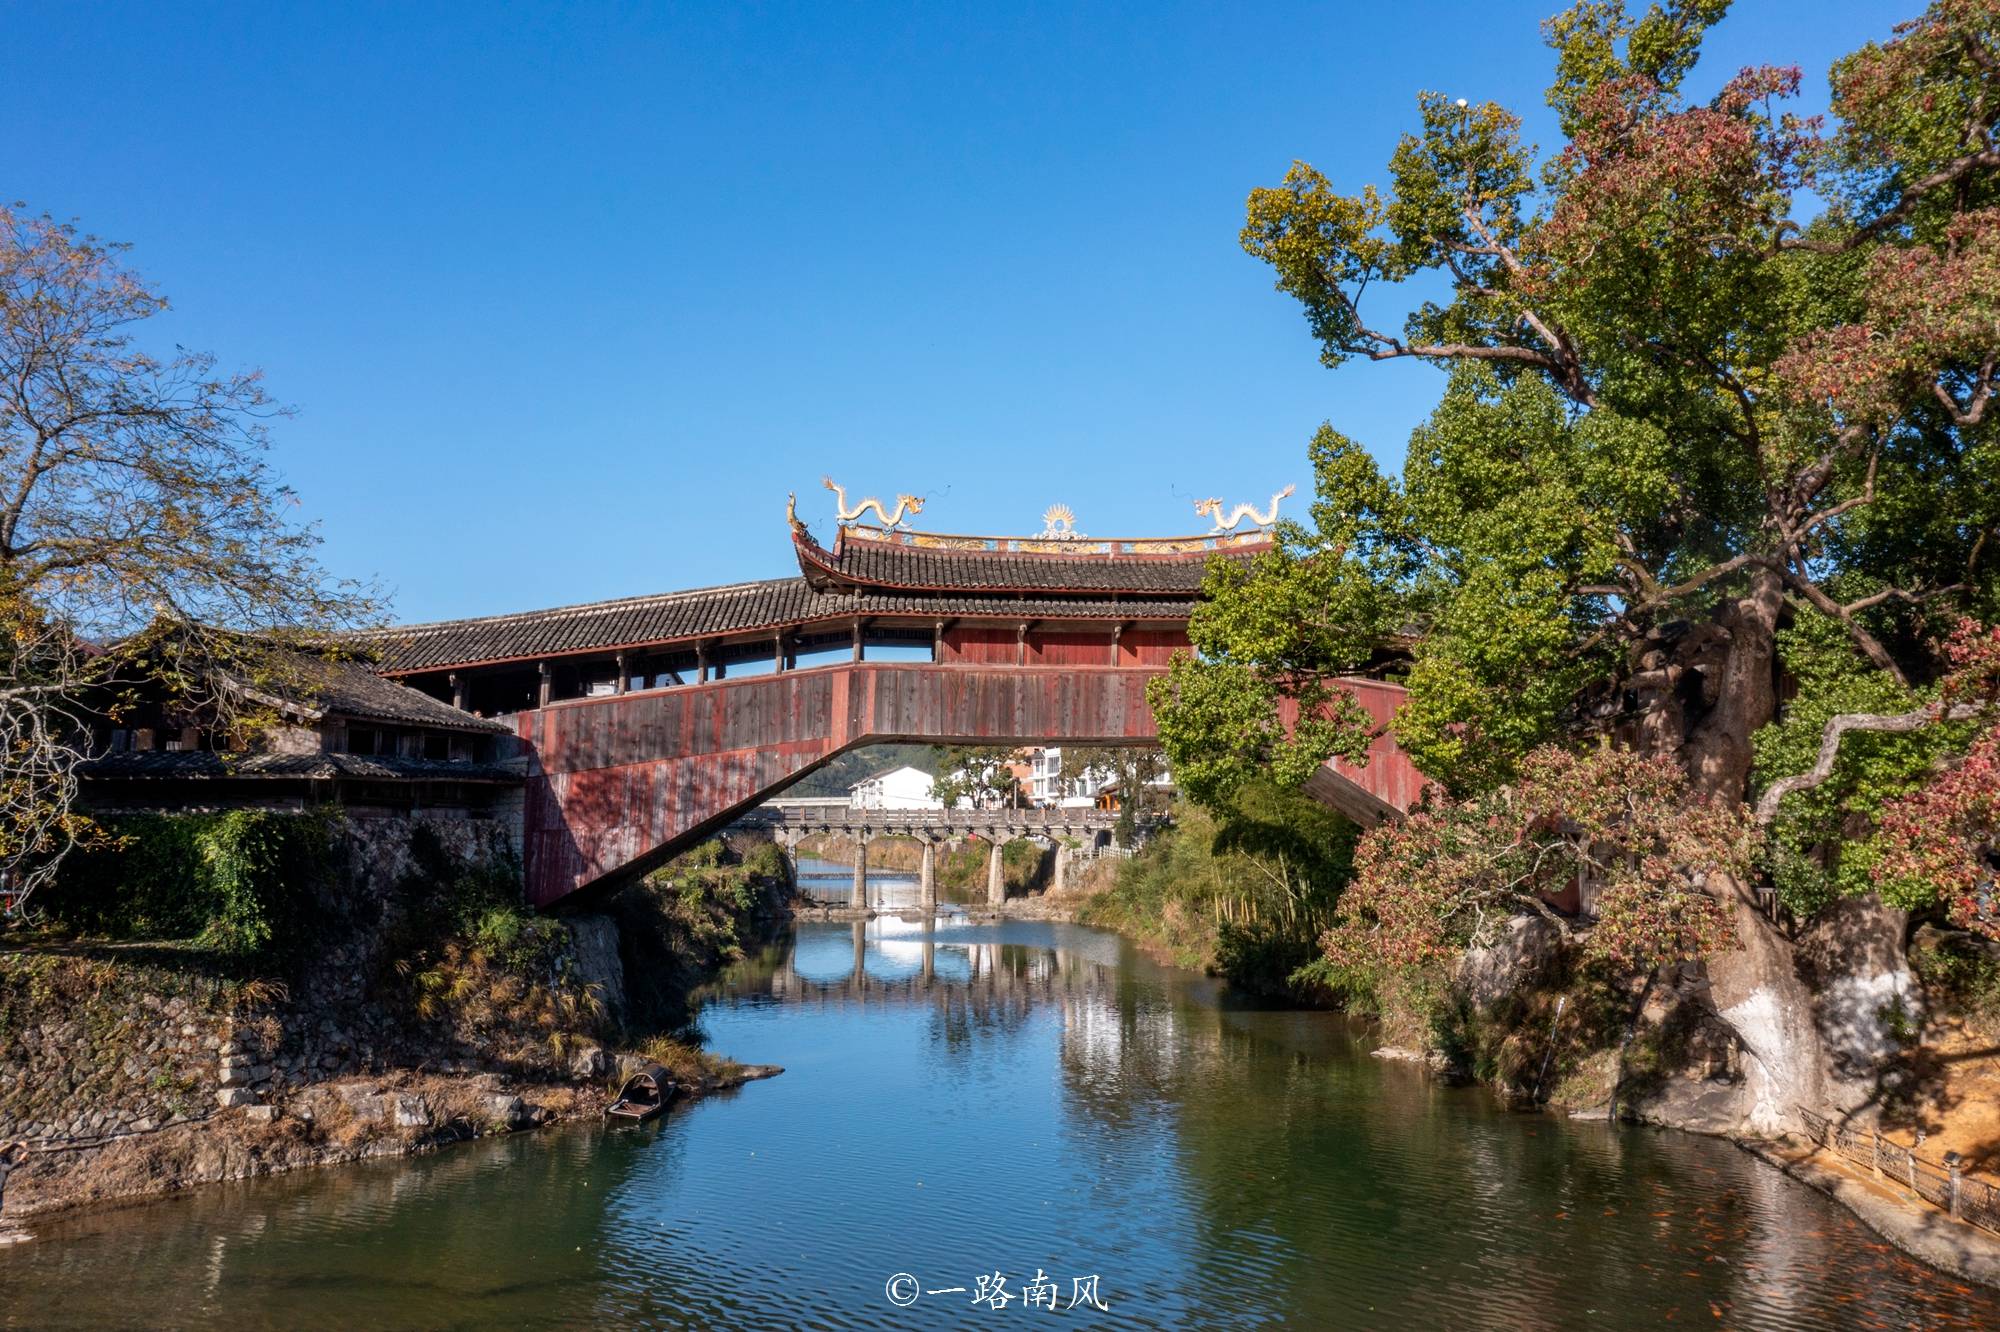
[44, 809, 336, 960]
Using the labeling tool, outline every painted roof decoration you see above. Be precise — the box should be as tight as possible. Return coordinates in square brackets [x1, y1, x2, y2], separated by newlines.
[1039, 503, 1082, 540]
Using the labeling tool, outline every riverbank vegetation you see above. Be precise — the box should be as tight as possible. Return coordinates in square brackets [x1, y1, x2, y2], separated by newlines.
[1082, 785, 1358, 1000]
[1143, 0, 2000, 1141]
[605, 837, 793, 1032]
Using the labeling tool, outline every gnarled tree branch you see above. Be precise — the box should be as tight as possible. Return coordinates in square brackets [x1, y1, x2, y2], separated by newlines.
[1754, 700, 1986, 824]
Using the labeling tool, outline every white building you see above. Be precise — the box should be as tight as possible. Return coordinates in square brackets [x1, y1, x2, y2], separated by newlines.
[1028, 748, 1107, 808]
[1028, 747, 1172, 809]
[848, 764, 944, 811]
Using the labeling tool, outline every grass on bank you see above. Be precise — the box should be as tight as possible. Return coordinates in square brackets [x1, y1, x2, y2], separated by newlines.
[1081, 785, 1359, 1002]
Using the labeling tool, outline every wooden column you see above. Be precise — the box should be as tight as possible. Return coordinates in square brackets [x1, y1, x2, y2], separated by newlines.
[852, 617, 867, 662]
[614, 651, 629, 695]
[696, 641, 711, 683]
[536, 661, 552, 709]
[449, 672, 466, 710]
[1109, 623, 1125, 667]
[932, 619, 948, 664]
[1015, 622, 1030, 667]
[774, 632, 788, 674]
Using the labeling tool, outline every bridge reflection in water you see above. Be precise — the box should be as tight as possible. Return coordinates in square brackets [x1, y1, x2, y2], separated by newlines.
[718, 917, 1122, 1022]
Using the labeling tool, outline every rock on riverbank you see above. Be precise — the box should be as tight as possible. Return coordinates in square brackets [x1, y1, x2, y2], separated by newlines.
[2, 1058, 783, 1223]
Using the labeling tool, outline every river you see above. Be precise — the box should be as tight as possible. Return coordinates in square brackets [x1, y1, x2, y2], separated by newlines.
[3, 905, 1996, 1329]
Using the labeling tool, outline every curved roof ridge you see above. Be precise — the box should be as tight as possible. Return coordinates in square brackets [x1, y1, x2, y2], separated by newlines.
[362, 575, 804, 637]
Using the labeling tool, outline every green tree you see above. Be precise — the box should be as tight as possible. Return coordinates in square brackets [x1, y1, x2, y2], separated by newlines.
[1152, 0, 2000, 1128]
[928, 745, 1024, 808]
[1057, 745, 1168, 842]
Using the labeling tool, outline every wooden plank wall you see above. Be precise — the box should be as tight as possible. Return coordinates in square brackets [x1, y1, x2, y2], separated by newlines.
[514, 662, 1422, 906]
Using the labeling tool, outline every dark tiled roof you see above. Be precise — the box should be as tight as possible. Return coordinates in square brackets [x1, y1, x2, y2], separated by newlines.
[81, 751, 523, 782]
[794, 530, 1254, 594]
[261, 653, 512, 733]
[357, 577, 1198, 674]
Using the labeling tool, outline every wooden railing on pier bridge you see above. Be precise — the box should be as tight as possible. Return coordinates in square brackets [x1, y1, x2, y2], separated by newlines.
[742, 803, 1134, 841]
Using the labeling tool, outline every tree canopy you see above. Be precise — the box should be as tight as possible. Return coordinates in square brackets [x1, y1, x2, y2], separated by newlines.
[1155, 0, 2000, 832]
[1, 206, 377, 911]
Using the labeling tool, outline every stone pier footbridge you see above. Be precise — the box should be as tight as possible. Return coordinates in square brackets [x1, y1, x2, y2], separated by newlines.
[742, 804, 1137, 909]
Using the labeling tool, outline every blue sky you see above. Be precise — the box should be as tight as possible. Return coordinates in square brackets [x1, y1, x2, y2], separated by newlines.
[7, 1, 1905, 623]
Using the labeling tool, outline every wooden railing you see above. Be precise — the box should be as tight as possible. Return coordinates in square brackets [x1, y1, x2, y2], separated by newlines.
[746, 805, 1130, 833]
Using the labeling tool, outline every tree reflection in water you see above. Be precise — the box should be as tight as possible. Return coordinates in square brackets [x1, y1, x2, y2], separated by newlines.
[4, 919, 1997, 1330]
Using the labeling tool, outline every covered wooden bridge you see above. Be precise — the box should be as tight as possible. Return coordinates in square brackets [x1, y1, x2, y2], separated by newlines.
[365, 501, 1426, 906]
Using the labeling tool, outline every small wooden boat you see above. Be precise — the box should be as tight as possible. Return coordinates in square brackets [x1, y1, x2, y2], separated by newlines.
[605, 1066, 676, 1124]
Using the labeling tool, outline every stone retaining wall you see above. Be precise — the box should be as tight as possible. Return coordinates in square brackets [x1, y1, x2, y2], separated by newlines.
[0, 813, 528, 1147]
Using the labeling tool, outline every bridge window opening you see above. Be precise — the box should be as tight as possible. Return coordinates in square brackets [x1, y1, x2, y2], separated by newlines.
[787, 634, 855, 671]
[861, 641, 933, 663]
[725, 653, 778, 679]
[465, 668, 538, 717]
[423, 733, 451, 761]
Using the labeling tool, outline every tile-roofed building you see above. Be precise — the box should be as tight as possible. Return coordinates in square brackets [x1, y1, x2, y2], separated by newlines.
[354, 506, 1283, 719]
[252, 652, 513, 733]
[81, 642, 522, 815]
[81, 750, 521, 783]
[359, 578, 1203, 675]
[791, 523, 1264, 596]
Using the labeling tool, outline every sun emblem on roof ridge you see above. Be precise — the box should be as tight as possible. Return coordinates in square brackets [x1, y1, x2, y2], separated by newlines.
[1039, 503, 1082, 540]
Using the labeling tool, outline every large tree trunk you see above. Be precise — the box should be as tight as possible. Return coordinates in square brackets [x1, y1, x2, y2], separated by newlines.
[1680, 566, 1784, 803]
[1701, 882, 1830, 1134]
[1662, 568, 1836, 1134]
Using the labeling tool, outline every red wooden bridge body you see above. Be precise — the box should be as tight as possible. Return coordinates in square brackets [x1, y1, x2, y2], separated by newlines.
[369, 508, 1426, 906]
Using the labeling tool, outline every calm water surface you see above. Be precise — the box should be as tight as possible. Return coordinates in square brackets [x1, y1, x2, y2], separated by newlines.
[4, 904, 1997, 1330]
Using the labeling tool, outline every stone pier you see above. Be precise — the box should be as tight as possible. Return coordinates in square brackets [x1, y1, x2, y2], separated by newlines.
[986, 837, 1006, 906]
[850, 832, 868, 909]
[919, 837, 937, 913]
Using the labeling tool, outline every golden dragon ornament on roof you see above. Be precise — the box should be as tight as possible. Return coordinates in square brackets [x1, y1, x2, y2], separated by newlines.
[823, 476, 924, 528]
[1194, 484, 1295, 534]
